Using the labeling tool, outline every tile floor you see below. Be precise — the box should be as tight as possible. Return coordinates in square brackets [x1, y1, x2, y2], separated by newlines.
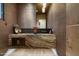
[4, 48, 58, 56]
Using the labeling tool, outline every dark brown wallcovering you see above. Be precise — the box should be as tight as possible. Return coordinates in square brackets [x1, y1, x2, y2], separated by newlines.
[47, 4, 66, 56]
[66, 4, 79, 56]
[0, 3, 17, 53]
[48, 3, 79, 56]
[53, 4, 66, 56]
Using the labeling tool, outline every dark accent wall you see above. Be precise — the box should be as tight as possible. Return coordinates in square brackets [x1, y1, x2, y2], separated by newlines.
[47, 4, 66, 56]
[0, 4, 17, 54]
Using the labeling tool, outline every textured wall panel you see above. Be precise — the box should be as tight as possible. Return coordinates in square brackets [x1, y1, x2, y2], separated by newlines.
[47, 3, 66, 56]
[66, 4, 79, 56]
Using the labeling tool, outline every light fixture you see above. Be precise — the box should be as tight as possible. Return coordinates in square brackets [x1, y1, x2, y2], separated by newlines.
[43, 3, 46, 8]
[42, 3, 46, 13]
[42, 8, 45, 13]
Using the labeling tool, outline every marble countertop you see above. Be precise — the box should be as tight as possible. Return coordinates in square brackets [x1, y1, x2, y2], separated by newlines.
[9, 33, 56, 38]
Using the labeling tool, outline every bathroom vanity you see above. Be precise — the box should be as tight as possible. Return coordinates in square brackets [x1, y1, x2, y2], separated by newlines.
[9, 33, 56, 48]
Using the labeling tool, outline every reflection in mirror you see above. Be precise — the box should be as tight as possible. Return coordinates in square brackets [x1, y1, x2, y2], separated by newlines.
[36, 3, 51, 29]
[36, 14, 46, 29]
